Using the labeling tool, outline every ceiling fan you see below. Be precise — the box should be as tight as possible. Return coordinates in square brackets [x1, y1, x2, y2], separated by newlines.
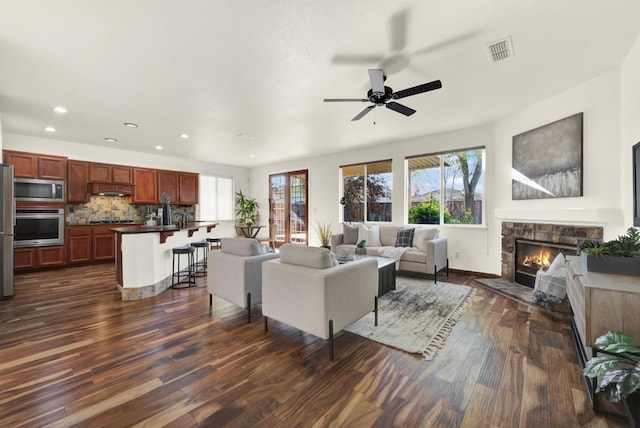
[323, 69, 442, 121]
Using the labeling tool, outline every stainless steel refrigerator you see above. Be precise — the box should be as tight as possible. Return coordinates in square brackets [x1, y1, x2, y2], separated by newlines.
[1, 164, 14, 299]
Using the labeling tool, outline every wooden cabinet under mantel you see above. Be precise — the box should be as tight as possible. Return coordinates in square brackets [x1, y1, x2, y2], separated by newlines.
[3, 150, 67, 180]
[566, 255, 640, 352]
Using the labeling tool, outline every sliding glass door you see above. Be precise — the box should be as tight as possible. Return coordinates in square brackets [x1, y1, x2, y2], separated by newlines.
[269, 170, 308, 246]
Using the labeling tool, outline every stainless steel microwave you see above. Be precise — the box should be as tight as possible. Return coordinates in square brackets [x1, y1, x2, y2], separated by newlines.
[14, 178, 65, 202]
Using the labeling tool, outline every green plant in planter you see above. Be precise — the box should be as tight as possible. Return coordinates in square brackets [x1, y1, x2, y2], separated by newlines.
[581, 228, 640, 258]
[314, 219, 333, 248]
[235, 190, 260, 225]
[160, 192, 171, 206]
[583, 330, 640, 403]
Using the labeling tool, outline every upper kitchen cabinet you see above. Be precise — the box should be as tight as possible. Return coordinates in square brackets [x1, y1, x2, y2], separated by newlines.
[157, 170, 198, 204]
[157, 170, 179, 204]
[3, 150, 66, 180]
[88, 163, 111, 183]
[132, 168, 157, 204]
[179, 172, 199, 205]
[67, 160, 90, 203]
[88, 163, 134, 185]
[112, 166, 133, 184]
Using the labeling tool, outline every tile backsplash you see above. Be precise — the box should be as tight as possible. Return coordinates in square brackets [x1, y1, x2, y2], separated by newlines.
[66, 195, 195, 225]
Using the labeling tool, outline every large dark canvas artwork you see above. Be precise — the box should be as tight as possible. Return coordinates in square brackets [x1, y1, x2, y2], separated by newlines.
[512, 112, 583, 200]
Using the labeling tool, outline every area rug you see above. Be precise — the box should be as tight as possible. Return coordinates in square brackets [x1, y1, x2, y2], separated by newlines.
[345, 277, 476, 360]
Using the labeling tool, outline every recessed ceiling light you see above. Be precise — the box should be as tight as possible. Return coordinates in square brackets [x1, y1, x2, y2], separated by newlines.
[155, 145, 163, 150]
[52, 106, 67, 114]
[105, 137, 118, 142]
[180, 133, 189, 139]
[124, 122, 138, 128]
[250, 154, 256, 158]
[44, 126, 56, 132]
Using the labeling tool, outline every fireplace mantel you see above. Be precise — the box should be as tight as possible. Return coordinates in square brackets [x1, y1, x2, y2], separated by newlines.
[495, 208, 623, 225]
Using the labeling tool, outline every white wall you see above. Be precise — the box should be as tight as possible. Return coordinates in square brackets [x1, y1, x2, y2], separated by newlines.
[621, 33, 640, 227]
[2, 132, 250, 237]
[250, 123, 496, 273]
[252, 67, 631, 276]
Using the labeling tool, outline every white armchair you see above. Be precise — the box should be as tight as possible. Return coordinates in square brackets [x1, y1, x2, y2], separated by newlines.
[207, 237, 279, 322]
[262, 244, 379, 360]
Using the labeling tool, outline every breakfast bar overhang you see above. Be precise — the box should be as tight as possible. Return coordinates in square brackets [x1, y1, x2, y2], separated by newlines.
[111, 222, 218, 300]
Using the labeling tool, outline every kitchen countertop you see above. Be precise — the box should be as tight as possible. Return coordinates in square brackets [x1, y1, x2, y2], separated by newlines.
[109, 221, 219, 234]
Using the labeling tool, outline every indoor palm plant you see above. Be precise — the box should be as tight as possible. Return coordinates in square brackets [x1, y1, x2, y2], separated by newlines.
[583, 330, 640, 423]
[235, 190, 260, 225]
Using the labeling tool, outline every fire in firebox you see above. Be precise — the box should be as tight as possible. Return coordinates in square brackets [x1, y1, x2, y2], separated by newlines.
[522, 249, 551, 270]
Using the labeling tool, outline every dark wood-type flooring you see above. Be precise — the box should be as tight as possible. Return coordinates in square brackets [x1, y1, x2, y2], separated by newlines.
[0, 263, 627, 427]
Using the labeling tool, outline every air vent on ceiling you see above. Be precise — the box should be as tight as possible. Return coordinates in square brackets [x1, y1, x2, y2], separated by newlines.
[487, 37, 514, 62]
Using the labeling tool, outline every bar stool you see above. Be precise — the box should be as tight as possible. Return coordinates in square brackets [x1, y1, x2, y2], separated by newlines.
[206, 237, 221, 251]
[191, 240, 209, 276]
[172, 245, 196, 288]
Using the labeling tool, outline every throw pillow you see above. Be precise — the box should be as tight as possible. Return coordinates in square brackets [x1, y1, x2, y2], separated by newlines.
[395, 228, 415, 247]
[545, 252, 566, 276]
[357, 224, 381, 247]
[343, 223, 359, 245]
[413, 227, 439, 251]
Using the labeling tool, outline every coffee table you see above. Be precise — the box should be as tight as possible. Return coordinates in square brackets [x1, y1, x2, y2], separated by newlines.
[338, 255, 396, 296]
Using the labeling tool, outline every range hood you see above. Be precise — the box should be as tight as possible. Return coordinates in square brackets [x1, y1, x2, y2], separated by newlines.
[90, 183, 134, 196]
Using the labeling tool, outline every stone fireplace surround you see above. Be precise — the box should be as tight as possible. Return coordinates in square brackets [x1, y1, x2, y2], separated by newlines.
[501, 222, 604, 283]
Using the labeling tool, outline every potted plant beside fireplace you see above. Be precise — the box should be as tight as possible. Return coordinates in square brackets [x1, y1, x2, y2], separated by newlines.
[580, 227, 640, 276]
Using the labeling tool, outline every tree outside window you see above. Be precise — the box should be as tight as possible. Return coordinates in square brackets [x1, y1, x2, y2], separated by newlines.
[408, 149, 484, 225]
[342, 160, 392, 222]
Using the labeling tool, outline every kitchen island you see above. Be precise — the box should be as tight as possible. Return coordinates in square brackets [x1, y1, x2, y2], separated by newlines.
[111, 222, 219, 300]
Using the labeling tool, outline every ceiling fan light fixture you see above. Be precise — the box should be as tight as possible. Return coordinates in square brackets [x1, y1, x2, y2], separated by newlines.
[487, 37, 514, 62]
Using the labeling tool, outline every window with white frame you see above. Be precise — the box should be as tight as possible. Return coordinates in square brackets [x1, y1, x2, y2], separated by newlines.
[341, 160, 392, 222]
[199, 175, 234, 221]
[407, 148, 484, 225]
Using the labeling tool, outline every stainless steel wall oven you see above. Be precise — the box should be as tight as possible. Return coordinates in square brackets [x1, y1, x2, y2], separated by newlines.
[14, 208, 65, 247]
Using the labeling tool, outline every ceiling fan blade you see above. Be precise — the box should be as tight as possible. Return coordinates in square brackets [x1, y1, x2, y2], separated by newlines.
[324, 98, 368, 102]
[352, 105, 376, 121]
[393, 80, 442, 99]
[386, 102, 416, 116]
[368, 69, 385, 95]
[389, 9, 408, 51]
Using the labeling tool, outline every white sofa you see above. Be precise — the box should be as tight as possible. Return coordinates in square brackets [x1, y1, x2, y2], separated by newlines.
[262, 244, 379, 360]
[207, 237, 279, 322]
[331, 223, 448, 281]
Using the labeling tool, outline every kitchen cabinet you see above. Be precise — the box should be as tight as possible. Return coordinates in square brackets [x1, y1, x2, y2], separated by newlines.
[92, 225, 115, 261]
[14, 246, 65, 271]
[88, 163, 111, 183]
[132, 168, 158, 204]
[67, 160, 90, 203]
[157, 170, 199, 204]
[67, 225, 115, 264]
[112, 166, 134, 184]
[67, 227, 92, 264]
[157, 170, 179, 204]
[179, 172, 199, 205]
[3, 150, 66, 180]
[89, 163, 134, 185]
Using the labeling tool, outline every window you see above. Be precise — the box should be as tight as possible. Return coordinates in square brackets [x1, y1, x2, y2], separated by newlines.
[198, 175, 233, 221]
[407, 148, 484, 225]
[341, 160, 392, 222]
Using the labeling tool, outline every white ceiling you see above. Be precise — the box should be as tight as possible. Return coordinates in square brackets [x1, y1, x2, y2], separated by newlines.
[1, 0, 639, 167]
